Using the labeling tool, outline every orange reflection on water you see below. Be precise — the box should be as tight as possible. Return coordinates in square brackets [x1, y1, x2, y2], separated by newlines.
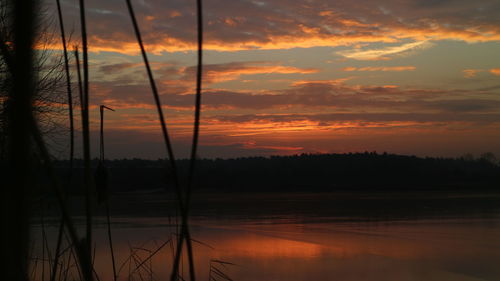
[213, 233, 322, 259]
[33, 215, 500, 281]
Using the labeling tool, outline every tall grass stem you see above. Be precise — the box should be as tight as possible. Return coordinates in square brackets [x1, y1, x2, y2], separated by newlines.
[51, 0, 74, 278]
[78, 0, 93, 264]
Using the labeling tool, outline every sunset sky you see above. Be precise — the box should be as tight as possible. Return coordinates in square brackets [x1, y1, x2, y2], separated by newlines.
[48, 0, 500, 159]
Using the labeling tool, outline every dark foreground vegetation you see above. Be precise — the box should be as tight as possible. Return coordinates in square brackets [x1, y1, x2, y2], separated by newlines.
[52, 152, 500, 193]
[1, 0, 203, 279]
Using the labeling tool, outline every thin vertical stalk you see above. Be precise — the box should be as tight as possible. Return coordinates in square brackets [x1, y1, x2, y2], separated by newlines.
[51, 217, 65, 281]
[41, 207, 54, 281]
[16, 39, 92, 278]
[78, 0, 93, 272]
[123, 0, 181, 193]
[30, 117, 94, 281]
[72, 46, 94, 281]
[105, 201, 117, 281]
[56, 0, 74, 174]
[51, 0, 74, 279]
[99, 105, 117, 281]
[51, 221, 65, 281]
[100, 106, 104, 160]
[74, 47, 83, 108]
[63, 231, 84, 281]
[187, 0, 204, 207]
[99, 105, 114, 160]
[185, 0, 203, 278]
[171, 0, 203, 279]
[123, 2, 194, 279]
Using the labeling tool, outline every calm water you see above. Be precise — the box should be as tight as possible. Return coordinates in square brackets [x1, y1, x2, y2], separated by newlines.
[33, 192, 500, 281]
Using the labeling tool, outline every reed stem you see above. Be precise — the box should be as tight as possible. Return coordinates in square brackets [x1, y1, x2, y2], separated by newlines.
[51, 0, 74, 278]
[99, 104, 117, 281]
[123, 2, 196, 279]
[172, 0, 203, 279]
[78, 0, 93, 266]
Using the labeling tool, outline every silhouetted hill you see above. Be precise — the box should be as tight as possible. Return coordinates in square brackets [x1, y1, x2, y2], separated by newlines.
[52, 152, 500, 193]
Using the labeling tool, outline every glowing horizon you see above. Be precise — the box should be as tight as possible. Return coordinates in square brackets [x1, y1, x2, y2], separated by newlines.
[45, 0, 500, 159]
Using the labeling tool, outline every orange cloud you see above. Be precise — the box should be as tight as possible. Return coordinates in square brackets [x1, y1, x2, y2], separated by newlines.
[45, 19, 500, 55]
[60, 33, 399, 54]
[463, 69, 483, 78]
[337, 18, 373, 28]
[242, 142, 304, 152]
[82, 26, 499, 55]
[490, 68, 500, 76]
[191, 117, 471, 143]
[319, 10, 335, 17]
[44, 0, 500, 55]
[169, 11, 182, 18]
[89, 77, 500, 115]
[337, 41, 432, 60]
[291, 77, 354, 86]
[177, 62, 319, 85]
[210, 67, 313, 83]
[463, 68, 500, 78]
[342, 66, 416, 72]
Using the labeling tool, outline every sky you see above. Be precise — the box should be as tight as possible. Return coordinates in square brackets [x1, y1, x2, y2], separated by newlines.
[46, 0, 500, 159]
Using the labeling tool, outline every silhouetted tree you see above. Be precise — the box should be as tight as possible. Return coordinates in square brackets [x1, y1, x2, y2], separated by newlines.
[0, 0, 68, 159]
[480, 152, 497, 165]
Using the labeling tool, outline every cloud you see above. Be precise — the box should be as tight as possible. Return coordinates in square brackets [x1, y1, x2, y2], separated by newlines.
[47, 0, 500, 54]
[89, 61, 319, 103]
[41, 0, 500, 159]
[490, 68, 500, 76]
[337, 41, 433, 60]
[89, 74, 500, 116]
[178, 62, 319, 84]
[99, 63, 143, 74]
[83, 121, 500, 159]
[290, 77, 355, 86]
[69, 80, 500, 159]
[463, 69, 483, 78]
[212, 112, 500, 124]
[342, 66, 416, 71]
[463, 68, 500, 78]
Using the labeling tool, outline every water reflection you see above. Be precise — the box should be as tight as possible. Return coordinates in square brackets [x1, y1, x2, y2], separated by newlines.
[33, 216, 500, 281]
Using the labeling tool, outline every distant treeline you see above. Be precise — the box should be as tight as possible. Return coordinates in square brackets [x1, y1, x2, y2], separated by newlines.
[51, 152, 500, 193]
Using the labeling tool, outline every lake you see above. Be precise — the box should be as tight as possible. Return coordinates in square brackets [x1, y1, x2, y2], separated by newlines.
[33, 191, 500, 281]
